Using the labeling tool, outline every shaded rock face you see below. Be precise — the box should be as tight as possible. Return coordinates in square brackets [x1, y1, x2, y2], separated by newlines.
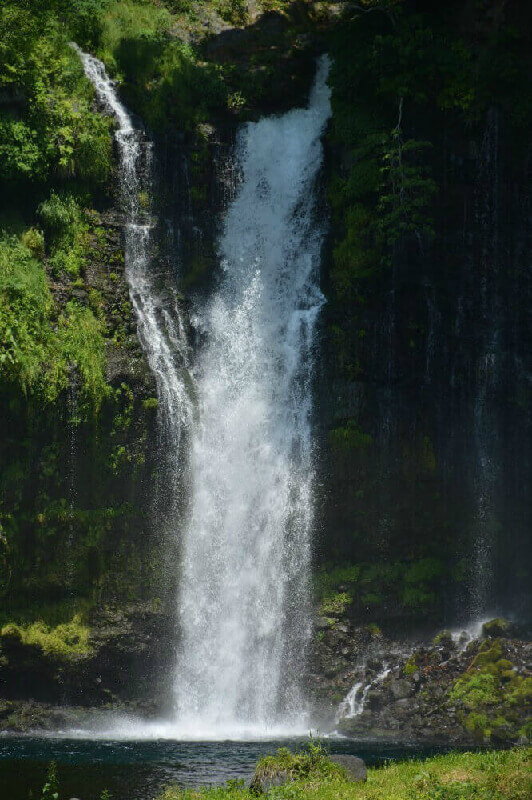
[0, 604, 175, 720]
[319, 104, 532, 623]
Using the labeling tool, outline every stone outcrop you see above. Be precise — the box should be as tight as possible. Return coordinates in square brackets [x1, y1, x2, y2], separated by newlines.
[311, 615, 532, 745]
[0, 603, 175, 728]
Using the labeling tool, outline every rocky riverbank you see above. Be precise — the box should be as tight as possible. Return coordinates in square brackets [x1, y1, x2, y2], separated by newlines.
[310, 617, 532, 745]
[1, 603, 530, 744]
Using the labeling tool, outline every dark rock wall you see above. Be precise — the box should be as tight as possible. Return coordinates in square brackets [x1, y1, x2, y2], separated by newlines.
[319, 102, 532, 624]
[0, 210, 161, 611]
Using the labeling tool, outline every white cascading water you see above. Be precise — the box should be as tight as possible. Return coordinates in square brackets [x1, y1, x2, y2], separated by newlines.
[173, 56, 331, 738]
[336, 666, 390, 725]
[76, 45, 331, 738]
[73, 46, 192, 501]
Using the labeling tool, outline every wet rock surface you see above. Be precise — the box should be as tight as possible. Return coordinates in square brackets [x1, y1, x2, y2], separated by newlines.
[309, 616, 532, 745]
[0, 603, 175, 727]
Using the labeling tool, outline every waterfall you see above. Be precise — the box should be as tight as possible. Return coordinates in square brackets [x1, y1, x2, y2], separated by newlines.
[336, 666, 391, 726]
[470, 107, 502, 618]
[73, 46, 192, 526]
[76, 44, 331, 738]
[173, 57, 331, 737]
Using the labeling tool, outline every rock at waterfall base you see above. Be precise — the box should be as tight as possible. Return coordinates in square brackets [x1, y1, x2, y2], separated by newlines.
[250, 771, 290, 794]
[329, 755, 367, 782]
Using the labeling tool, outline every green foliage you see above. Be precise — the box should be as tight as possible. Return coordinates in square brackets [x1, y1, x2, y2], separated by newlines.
[41, 761, 59, 800]
[401, 558, 443, 609]
[327, 8, 443, 301]
[142, 397, 158, 411]
[452, 673, 499, 709]
[0, 2, 112, 185]
[252, 740, 343, 788]
[328, 422, 373, 452]
[0, 234, 108, 408]
[315, 556, 445, 614]
[449, 639, 532, 742]
[213, 0, 248, 27]
[404, 653, 419, 677]
[481, 618, 514, 638]
[58, 302, 109, 409]
[318, 591, 352, 618]
[94, 1, 227, 132]
[1, 614, 91, 659]
[328, 0, 532, 278]
[38, 193, 89, 278]
[38, 193, 81, 236]
[377, 130, 437, 251]
[98, 0, 174, 60]
[314, 564, 361, 599]
[0, 236, 54, 395]
[432, 629, 452, 646]
[157, 747, 532, 800]
[20, 228, 45, 259]
[0, 597, 92, 629]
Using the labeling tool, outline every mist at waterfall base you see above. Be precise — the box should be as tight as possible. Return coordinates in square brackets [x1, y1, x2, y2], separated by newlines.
[73, 47, 331, 739]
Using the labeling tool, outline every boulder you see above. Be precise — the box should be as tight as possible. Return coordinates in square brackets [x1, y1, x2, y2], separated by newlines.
[433, 630, 454, 648]
[329, 754, 367, 782]
[389, 678, 412, 700]
[250, 770, 290, 794]
[482, 618, 517, 639]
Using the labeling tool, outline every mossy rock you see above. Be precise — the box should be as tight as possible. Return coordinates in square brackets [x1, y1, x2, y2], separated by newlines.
[0, 624, 23, 645]
[482, 618, 517, 639]
[433, 629, 453, 647]
[250, 745, 344, 794]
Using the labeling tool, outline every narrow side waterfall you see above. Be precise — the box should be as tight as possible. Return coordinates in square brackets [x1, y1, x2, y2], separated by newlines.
[74, 47, 192, 518]
[173, 57, 331, 737]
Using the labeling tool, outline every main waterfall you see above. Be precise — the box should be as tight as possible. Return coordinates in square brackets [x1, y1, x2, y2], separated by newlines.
[76, 44, 331, 738]
[173, 57, 331, 737]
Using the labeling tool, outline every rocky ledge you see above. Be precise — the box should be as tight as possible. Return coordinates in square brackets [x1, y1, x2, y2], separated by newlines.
[0, 602, 175, 731]
[310, 618, 532, 745]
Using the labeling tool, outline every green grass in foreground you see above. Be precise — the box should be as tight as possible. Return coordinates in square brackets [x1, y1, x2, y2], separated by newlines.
[158, 745, 532, 800]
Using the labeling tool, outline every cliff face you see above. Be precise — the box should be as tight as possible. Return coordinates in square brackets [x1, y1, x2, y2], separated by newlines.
[1, 0, 531, 716]
[318, 0, 532, 627]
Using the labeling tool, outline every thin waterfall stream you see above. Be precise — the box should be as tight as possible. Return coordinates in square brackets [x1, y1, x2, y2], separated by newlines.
[74, 46, 193, 516]
[75, 47, 331, 737]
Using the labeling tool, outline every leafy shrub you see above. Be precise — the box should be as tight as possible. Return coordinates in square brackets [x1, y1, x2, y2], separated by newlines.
[38, 193, 80, 237]
[0, 235, 56, 394]
[251, 740, 343, 791]
[20, 228, 45, 259]
[41, 760, 59, 800]
[0, 3, 112, 184]
[58, 302, 109, 408]
[0, 235, 108, 407]
[319, 591, 352, 617]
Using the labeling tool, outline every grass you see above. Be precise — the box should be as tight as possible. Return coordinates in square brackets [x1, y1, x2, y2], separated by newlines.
[157, 746, 532, 800]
